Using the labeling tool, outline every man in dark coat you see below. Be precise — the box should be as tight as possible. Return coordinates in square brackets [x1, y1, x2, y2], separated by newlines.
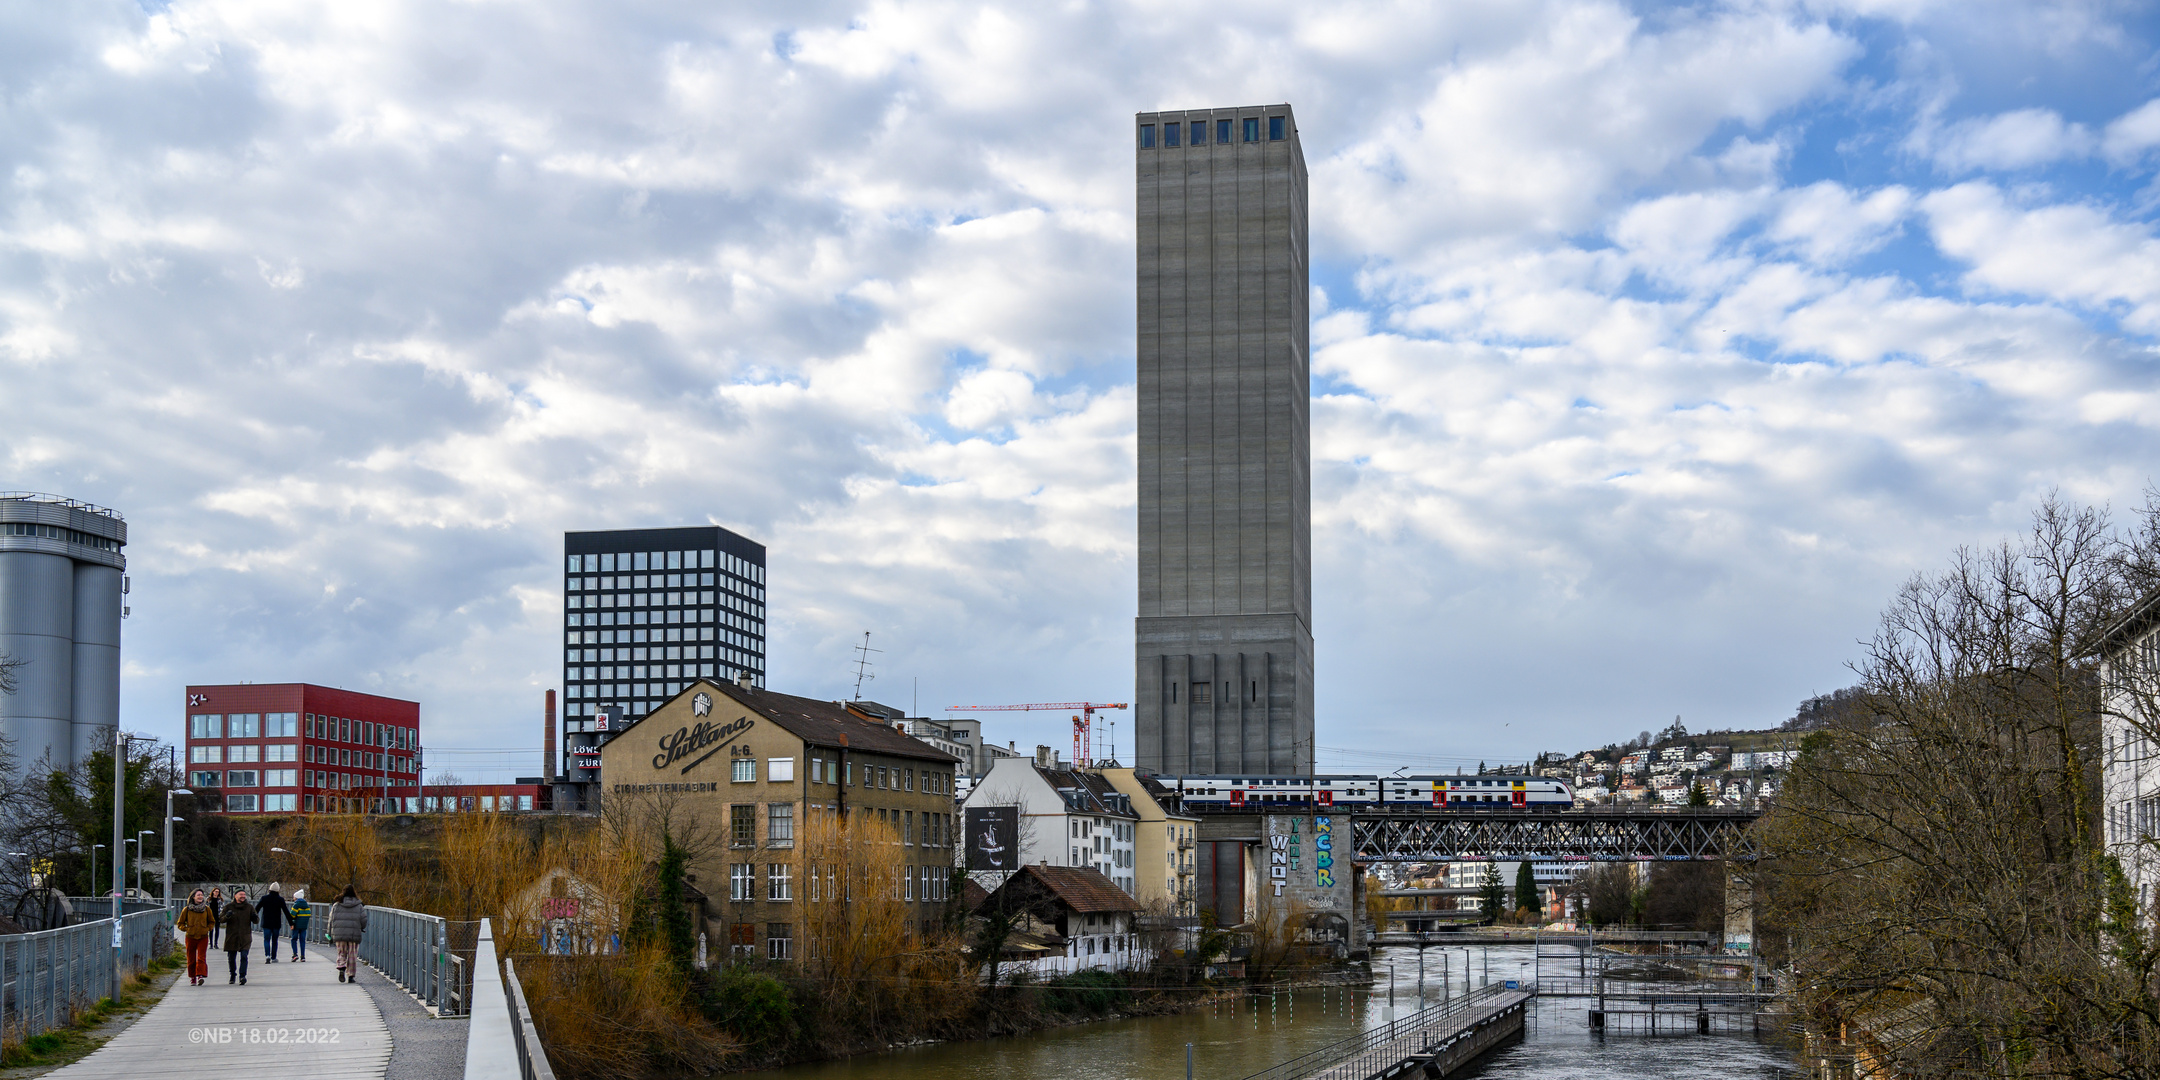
[257, 882, 291, 962]
[222, 888, 257, 985]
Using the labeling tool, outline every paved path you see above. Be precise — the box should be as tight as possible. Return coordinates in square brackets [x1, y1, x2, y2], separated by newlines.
[42, 950, 392, 1080]
[358, 955, 468, 1080]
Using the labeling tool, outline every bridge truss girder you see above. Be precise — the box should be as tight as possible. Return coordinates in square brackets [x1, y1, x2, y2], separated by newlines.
[1350, 810, 1762, 862]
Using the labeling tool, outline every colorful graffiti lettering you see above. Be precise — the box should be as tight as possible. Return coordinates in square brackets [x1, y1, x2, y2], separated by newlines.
[1315, 817, 1334, 889]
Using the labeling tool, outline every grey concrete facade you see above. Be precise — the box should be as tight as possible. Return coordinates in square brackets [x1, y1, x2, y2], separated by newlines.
[1134, 105, 1314, 776]
[0, 493, 127, 773]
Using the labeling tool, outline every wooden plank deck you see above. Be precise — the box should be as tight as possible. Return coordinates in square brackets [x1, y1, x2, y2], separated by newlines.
[43, 954, 393, 1080]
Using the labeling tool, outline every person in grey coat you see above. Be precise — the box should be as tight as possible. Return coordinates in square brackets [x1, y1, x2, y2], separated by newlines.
[328, 885, 369, 984]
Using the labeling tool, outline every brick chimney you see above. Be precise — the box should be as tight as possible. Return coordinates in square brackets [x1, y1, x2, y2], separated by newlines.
[544, 690, 557, 784]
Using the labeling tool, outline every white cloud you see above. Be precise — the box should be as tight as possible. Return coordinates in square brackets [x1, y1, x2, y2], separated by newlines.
[1927, 108, 2095, 172]
[2103, 98, 2160, 164]
[1923, 182, 2160, 332]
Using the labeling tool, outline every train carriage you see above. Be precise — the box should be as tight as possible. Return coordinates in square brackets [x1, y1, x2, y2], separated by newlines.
[1165, 773, 1573, 811]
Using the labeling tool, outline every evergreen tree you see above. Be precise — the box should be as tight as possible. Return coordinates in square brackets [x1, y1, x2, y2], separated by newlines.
[1514, 861, 1538, 916]
[1478, 861, 1505, 924]
[641, 831, 697, 978]
[1687, 781, 1710, 807]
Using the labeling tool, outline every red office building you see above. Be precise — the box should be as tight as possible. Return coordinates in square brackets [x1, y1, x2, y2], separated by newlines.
[185, 683, 421, 814]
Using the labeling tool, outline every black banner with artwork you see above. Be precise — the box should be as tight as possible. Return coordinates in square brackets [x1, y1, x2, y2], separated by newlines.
[965, 805, 1018, 872]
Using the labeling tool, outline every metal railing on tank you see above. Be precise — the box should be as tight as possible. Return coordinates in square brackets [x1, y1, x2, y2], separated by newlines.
[304, 901, 467, 1016]
[0, 909, 170, 1044]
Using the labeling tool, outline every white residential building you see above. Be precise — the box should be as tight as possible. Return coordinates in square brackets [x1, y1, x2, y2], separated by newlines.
[2102, 588, 2160, 911]
[962, 752, 1140, 895]
[1732, 750, 1799, 771]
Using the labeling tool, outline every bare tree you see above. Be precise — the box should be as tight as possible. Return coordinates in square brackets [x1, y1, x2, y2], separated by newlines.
[1761, 493, 2160, 1077]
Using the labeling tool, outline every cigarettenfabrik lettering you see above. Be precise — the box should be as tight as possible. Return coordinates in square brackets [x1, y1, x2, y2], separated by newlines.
[652, 716, 755, 773]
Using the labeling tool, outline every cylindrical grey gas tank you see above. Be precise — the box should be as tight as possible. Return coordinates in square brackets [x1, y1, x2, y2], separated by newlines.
[70, 563, 122, 766]
[0, 551, 76, 770]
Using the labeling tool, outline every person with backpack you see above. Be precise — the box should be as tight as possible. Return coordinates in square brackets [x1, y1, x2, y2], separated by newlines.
[257, 882, 291, 962]
[222, 888, 257, 985]
[289, 888, 311, 961]
[328, 885, 368, 984]
[175, 889, 214, 986]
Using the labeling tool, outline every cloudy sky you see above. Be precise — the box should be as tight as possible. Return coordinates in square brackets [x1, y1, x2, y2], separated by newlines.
[8, 0, 2160, 780]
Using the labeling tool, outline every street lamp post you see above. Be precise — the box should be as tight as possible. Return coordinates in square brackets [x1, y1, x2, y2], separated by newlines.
[112, 727, 128, 1000]
[136, 831, 154, 896]
[164, 789, 192, 912]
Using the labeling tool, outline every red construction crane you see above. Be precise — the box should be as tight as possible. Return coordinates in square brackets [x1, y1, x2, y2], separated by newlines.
[947, 702, 1129, 768]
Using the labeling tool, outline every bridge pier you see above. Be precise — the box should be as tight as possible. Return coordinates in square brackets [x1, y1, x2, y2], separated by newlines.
[1722, 872, 1754, 956]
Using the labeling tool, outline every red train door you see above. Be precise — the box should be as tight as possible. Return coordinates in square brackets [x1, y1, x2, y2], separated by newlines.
[1512, 785, 1527, 807]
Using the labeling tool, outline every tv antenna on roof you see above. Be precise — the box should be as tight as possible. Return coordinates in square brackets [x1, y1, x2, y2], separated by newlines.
[851, 632, 880, 701]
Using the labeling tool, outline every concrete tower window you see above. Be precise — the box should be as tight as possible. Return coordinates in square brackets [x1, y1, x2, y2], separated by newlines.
[1191, 683, 1211, 704]
[1218, 119, 1232, 143]
[1139, 124, 1155, 148]
[1189, 119, 1206, 145]
[1164, 122, 1180, 147]
[1243, 117, 1258, 142]
[1269, 116, 1285, 140]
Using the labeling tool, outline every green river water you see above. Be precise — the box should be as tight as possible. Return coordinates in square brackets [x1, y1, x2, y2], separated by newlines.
[736, 944, 1800, 1080]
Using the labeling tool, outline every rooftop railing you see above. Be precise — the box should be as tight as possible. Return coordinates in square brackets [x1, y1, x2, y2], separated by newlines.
[0, 492, 125, 520]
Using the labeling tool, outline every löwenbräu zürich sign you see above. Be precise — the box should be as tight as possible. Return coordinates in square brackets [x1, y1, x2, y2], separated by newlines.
[653, 716, 754, 774]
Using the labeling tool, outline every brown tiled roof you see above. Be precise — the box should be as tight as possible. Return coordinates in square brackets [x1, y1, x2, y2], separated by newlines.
[681, 680, 959, 764]
[982, 864, 1140, 915]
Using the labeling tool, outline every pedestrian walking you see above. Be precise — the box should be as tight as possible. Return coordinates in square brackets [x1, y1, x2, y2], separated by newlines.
[258, 882, 291, 962]
[328, 884, 368, 984]
[175, 889, 214, 986]
[289, 888, 310, 962]
[222, 888, 257, 985]
[207, 886, 224, 949]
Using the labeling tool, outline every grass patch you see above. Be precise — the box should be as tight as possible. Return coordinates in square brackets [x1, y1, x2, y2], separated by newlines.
[0, 950, 185, 1069]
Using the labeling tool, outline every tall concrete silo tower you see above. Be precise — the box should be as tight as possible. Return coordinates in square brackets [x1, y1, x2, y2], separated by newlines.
[0, 493, 127, 773]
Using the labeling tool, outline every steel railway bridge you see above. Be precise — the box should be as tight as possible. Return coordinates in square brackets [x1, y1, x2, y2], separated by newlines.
[1190, 806, 1764, 862]
[1347, 808, 1763, 863]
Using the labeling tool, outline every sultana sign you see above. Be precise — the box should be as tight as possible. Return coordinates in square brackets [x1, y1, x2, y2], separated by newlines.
[651, 715, 755, 774]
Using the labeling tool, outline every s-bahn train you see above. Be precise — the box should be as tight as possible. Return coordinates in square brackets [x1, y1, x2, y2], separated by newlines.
[1160, 774, 1575, 810]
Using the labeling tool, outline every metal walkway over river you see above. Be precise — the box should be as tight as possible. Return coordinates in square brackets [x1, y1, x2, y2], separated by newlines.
[1240, 984, 1532, 1080]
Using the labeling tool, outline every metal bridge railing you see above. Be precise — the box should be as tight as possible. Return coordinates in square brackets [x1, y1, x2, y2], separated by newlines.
[1, 909, 171, 1043]
[62, 898, 177, 921]
[1238, 983, 1514, 1080]
[305, 902, 466, 1016]
[464, 920, 557, 1080]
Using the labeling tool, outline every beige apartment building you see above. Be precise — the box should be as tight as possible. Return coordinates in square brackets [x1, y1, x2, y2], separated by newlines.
[1099, 768, 1200, 917]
